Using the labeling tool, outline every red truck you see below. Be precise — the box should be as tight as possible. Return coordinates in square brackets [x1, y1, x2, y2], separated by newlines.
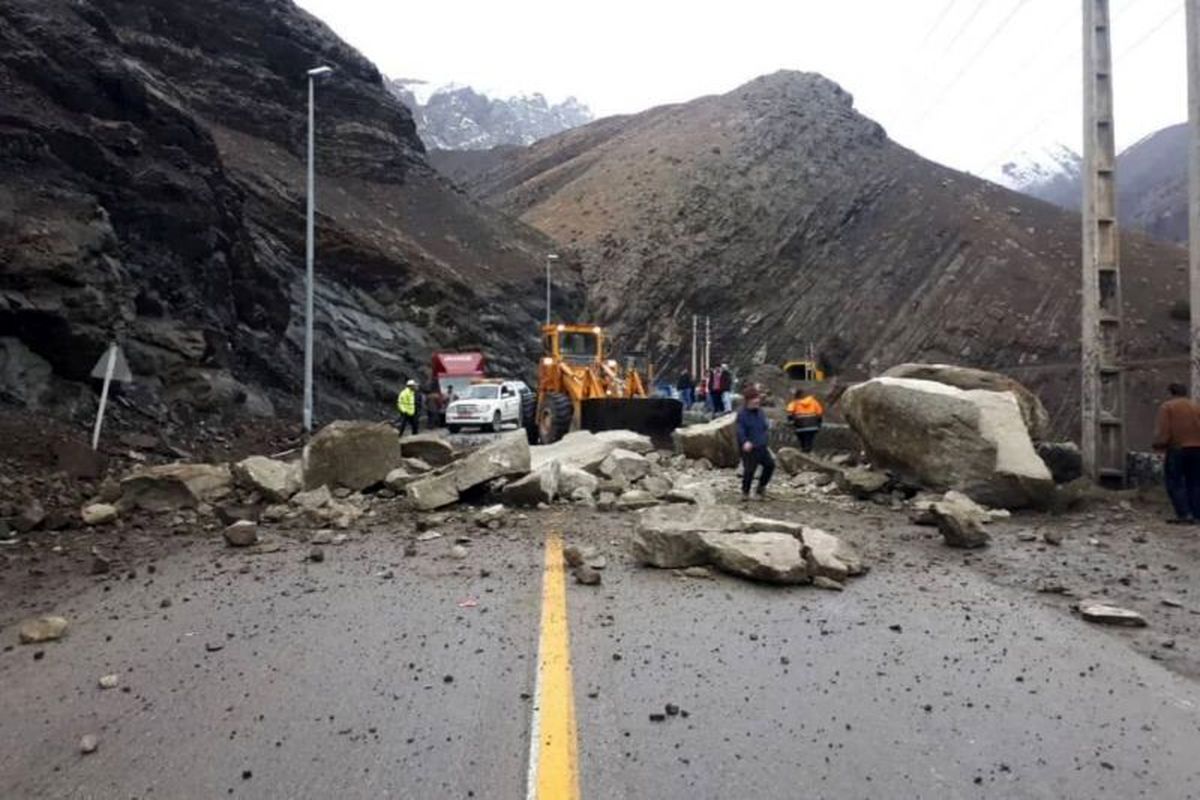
[431, 352, 486, 407]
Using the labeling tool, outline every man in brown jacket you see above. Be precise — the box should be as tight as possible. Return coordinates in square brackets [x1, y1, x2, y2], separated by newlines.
[1153, 383, 1200, 524]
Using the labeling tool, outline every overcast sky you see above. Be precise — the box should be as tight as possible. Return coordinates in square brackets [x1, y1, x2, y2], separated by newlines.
[296, 0, 1188, 178]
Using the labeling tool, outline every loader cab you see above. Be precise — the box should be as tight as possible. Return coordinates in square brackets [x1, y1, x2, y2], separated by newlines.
[542, 323, 604, 366]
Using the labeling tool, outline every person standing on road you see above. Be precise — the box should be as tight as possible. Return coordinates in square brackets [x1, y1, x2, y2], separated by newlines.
[706, 367, 721, 414]
[1153, 382, 1200, 524]
[396, 379, 420, 437]
[718, 363, 733, 415]
[677, 369, 695, 409]
[425, 381, 444, 430]
[736, 386, 774, 501]
[786, 389, 824, 453]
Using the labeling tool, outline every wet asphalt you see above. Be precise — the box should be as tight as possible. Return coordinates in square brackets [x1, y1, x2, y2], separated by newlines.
[2, 510, 1199, 799]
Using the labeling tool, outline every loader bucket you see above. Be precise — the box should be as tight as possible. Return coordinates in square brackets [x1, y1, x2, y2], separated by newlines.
[581, 397, 683, 442]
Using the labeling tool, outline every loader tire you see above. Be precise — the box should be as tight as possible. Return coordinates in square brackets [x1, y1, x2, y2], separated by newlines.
[521, 391, 538, 444]
[537, 392, 573, 445]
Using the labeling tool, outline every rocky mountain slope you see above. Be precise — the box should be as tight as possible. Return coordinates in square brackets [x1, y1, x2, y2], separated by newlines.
[1007, 124, 1189, 244]
[0, 0, 578, 426]
[444, 72, 1189, 444]
[387, 80, 592, 150]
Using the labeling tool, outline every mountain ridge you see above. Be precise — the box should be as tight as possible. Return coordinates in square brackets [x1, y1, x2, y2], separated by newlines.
[439, 70, 1189, 445]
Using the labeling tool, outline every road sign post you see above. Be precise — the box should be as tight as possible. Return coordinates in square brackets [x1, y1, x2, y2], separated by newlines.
[90, 343, 132, 451]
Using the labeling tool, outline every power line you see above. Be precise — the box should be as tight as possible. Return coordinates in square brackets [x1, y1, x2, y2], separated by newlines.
[916, 0, 1033, 127]
[980, 1, 1184, 174]
[916, 0, 959, 51]
[937, 0, 989, 57]
[889, 1, 991, 129]
[881, 0, 969, 123]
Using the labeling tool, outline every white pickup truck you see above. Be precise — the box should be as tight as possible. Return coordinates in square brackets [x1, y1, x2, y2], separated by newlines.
[445, 380, 532, 433]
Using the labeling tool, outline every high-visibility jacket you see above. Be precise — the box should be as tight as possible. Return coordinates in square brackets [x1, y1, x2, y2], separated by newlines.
[786, 396, 824, 431]
[397, 387, 417, 416]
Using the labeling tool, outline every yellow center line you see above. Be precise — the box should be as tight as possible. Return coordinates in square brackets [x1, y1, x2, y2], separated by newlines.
[526, 531, 581, 800]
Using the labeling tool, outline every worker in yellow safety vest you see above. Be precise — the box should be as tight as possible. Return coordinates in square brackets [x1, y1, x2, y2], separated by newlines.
[786, 389, 824, 453]
[396, 379, 419, 437]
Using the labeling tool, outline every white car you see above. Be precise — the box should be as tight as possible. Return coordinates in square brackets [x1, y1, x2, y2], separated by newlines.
[445, 381, 529, 433]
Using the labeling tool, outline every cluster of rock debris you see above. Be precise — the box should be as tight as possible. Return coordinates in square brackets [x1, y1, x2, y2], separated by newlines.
[1, 362, 1121, 603]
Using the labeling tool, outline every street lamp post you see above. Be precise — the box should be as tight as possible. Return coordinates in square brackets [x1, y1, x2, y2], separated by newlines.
[545, 253, 559, 324]
[303, 65, 334, 433]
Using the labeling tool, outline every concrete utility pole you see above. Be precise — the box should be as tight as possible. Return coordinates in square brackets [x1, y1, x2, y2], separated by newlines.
[545, 253, 559, 324]
[704, 316, 711, 376]
[1188, 0, 1200, 396]
[1080, 0, 1126, 484]
[691, 315, 698, 378]
[304, 64, 334, 434]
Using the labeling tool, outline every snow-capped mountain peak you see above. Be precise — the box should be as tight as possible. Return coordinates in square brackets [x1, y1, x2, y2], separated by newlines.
[387, 79, 593, 151]
[991, 143, 1081, 192]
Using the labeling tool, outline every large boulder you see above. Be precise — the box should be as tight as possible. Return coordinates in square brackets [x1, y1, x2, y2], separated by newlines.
[233, 456, 301, 502]
[634, 505, 864, 586]
[1036, 441, 1083, 484]
[599, 448, 651, 482]
[672, 414, 739, 468]
[399, 433, 455, 468]
[302, 421, 403, 491]
[700, 532, 810, 584]
[664, 482, 717, 505]
[558, 466, 600, 498]
[594, 430, 655, 454]
[452, 430, 531, 492]
[776, 447, 809, 476]
[881, 363, 1052, 441]
[291, 485, 332, 511]
[502, 461, 561, 506]
[530, 431, 615, 473]
[632, 505, 746, 567]
[616, 489, 659, 510]
[639, 475, 673, 497]
[835, 467, 892, 499]
[406, 471, 460, 511]
[120, 463, 232, 511]
[223, 520, 258, 547]
[801, 527, 865, 581]
[928, 491, 991, 548]
[841, 377, 1053, 509]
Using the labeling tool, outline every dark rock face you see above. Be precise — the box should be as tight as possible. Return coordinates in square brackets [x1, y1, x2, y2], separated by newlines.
[0, 0, 578, 424]
[446, 71, 1189, 445]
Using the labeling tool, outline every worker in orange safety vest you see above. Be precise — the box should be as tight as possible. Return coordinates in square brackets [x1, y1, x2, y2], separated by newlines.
[786, 389, 824, 453]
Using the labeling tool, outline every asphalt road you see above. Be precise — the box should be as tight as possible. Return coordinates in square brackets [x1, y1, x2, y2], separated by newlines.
[2, 508, 1199, 799]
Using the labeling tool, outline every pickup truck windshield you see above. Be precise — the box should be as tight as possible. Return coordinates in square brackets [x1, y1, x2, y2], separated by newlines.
[461, 385, 500, 400]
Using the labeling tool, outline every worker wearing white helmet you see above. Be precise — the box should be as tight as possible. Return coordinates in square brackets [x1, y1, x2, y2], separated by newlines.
[396, 379, 420, 436]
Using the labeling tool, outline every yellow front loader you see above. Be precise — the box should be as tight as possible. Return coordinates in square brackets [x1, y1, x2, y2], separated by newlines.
[535, 323, 682, 444]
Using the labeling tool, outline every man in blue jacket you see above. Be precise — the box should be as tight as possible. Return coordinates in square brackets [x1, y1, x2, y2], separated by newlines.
[736, 386, 774, 501]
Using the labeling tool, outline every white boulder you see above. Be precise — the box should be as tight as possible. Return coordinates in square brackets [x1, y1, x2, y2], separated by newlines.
[841, 377, 1053, 509]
